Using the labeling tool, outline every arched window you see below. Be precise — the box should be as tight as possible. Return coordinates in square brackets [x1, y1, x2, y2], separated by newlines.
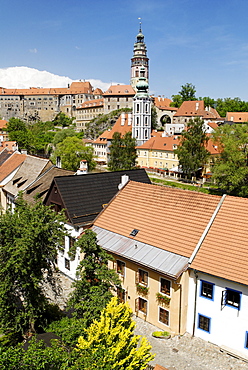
[136, 117, 139, 125]
[136, 104, 140, 113]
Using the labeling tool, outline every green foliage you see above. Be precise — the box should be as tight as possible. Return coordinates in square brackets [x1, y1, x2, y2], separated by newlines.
[0, 195, 66, 336]
[53, 112, 75, 127]
[68, 230, 121, 326]
[175, 117, 210, 178]
[52, 129, 77, 146]
[75, 297, 155, 370]
[171, 83, 196, 107]
[152, 331, 170, 338]
[51, 136, 96, 171]
[151, 105, 158, 130]
[47, 316, 87, 347]
[108, 131, 137, 171]
[212, 123, 248, 196]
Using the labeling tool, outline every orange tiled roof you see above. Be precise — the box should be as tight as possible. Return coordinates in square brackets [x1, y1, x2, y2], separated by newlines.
[0, 81, 94, 96]
[93, 113, 132, 144]
[94, 181, 221, 258]
[174, 101, 220, 119]
[153, 97, 172, 108]
[191, 195, 248, 285]
[1, 141, 17, 150]
[0, 120, 8, 129]
[78, 98, 104, 109]
[103, 85, 135, 96]
[226, 112, 248, 122]
[0, 153, 26, 182]
[93, 88, 103, 95]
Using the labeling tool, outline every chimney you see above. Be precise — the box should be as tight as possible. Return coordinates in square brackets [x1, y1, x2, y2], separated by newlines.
[118, 174, 129, 190]
[76, 159, 88, 175]
[196, 102, 199, 110]
[56, 156, 61, 168]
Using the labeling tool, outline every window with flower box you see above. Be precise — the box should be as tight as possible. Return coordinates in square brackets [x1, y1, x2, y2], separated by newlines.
[159, 307, 169, 326]
[116, 260, 125, 277]
[160, 278, 171, 296]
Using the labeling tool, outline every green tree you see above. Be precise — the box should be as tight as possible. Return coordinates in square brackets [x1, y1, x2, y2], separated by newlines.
[68, 230, 120, 326]
[171, 83, 196, 107]
[51, 136, 96, 171]
[0, 195, 66, 337]
[52, 128, 77, 146]
[151, 105, 158, 129]
[175, 117, 210, 179]
[108, 131, 137, 171]
[52, 112, 75, 127]
[74, 297, 155, 370]
[212, 123, 248, 196]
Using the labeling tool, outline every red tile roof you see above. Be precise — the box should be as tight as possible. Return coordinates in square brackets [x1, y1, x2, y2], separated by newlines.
[0, 153, 26, 182]
[174, 101, 220, 119]
[78, 98, 103, 109]
[153, 97, 172, 108]
[0, 120, 8, 129]
[103, 85, 135, 96]
[94, 181, 221, 258]
[93, 113, 132, 144]
[191, 195, 248, 285]
[226, 112, 248, 122]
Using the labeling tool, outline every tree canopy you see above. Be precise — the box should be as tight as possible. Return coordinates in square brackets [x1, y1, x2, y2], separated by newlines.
[108, 131, 137, 171]
[212, 123, 248, 196]
[0, 195, 66, 337]
[175, 117, 210, 179]
[68, 230, 120, 326]
[51, 136, 96, 171]
[75, 297, 155, 370]
[171, 83, 196, 107]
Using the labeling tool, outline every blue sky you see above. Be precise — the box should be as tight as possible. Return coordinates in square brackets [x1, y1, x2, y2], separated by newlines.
[1, 0, 248, 100]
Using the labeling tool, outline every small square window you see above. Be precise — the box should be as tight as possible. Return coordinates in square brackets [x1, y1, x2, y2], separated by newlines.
[65, 258, 70, 270]
[225, 288, 241, 309]
[138, 297, 147, 314]
[200, 281, 214, 300]
[198, 314, 210, 333]
[159, 307, 169, 326]
[116, 260, 125, 276]
[137, 269, 148, 286]
[160, 278, 170, 296]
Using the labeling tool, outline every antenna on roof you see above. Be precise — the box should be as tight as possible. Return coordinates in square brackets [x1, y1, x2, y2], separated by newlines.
[138, 17, 142, 32]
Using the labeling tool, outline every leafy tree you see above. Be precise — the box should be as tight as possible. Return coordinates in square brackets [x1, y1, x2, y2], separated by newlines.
[212, 123, 248, 196]
[175, 117, 210, 179]
[151, 105, 158, 130]
[108, 131, 137, 171]
[171, 83, 196, 107]
[74, 297, 155, 370]
[68, 230, 120, 326]
[51, 136, 96, 171]
[53, 112, 75, 127]
[52, 128, 77, 146]
[0, 195, 66, 337]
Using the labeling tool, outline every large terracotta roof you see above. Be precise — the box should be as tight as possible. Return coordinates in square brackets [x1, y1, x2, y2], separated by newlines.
[191, 195, 248, 285]
[78, 98, 103, 109]
[103, 85, 135, 96]
[94, 181, 221, 258]
[0, 81, 93, 96]
[174, 100, 220, 119]
[0, 120, 8, 129]
[226, 112, 248, 122]
[153, 97, 172, 108]
[0, 153, 26, 183]
[93, 113, 132, 144]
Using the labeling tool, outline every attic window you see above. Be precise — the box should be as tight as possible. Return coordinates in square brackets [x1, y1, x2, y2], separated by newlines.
[163, 143, 166, 146]
[130, 229, 139, 237]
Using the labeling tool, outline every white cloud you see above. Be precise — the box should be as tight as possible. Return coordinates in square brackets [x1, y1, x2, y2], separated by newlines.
[0, 66, 122, 92]
[29, 48, 38, 54]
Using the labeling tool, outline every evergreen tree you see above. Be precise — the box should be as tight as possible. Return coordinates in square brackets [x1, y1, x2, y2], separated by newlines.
[0, 195, 66, 337]
[175, 117, 210, 179]
[68, 230, 120, 326]
[108, 131, 137, 171]
[74, 297, 155, 370]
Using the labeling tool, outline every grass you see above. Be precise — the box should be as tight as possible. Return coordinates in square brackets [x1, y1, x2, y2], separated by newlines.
[152, 331, 170, 338]
[149, 176, 222, 195]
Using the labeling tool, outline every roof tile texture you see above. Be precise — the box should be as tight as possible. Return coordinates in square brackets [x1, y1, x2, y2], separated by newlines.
[94, 181, 221, 258]
[191, 195, 248, 285]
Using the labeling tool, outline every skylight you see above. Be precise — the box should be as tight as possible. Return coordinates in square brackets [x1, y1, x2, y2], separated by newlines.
[130, 229, 139, 237]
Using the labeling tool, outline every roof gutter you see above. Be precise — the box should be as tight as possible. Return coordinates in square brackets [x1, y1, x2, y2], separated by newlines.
[189, 194, 226, 265]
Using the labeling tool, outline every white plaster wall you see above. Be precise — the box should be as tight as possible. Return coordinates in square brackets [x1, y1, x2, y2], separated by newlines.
[187, 269, 248, 357]
[57, 223, 81, 280]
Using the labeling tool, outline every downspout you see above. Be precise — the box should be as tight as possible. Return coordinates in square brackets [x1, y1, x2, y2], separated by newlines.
[175, 281, 182, 335]
[192, 269, 198, 337]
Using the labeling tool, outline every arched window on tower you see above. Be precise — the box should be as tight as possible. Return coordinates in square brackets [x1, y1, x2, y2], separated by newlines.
[145, 129, 148, 139]
[136, 130, 139, 138]
[145, 104, 148, 113]
[136, 117, 139, 125]
[136, 104, 140, 113]
[140, 69, 145, 77]
[135, 70, 139, 77]
[145, 117, 148, 126]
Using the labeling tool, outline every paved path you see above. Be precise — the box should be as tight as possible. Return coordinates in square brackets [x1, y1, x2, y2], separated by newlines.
[134, 316, 248, 370]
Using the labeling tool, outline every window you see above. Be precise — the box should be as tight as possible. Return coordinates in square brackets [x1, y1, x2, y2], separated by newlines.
[224, 288, 241, 309]
[69, 236, 75, 249]
[138, 297, 147, 314]
[244, 332, 248, 349]
[137, 269, 148, 286]
[65, 258, 70, 270]
[160, 278, 171, 296]
[116, 260, 125, 276]
[159, 307, 169, 325]
[200, 280, 214, 300]
[117, 287, 125, 303]
[198, 314, 210, 333]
